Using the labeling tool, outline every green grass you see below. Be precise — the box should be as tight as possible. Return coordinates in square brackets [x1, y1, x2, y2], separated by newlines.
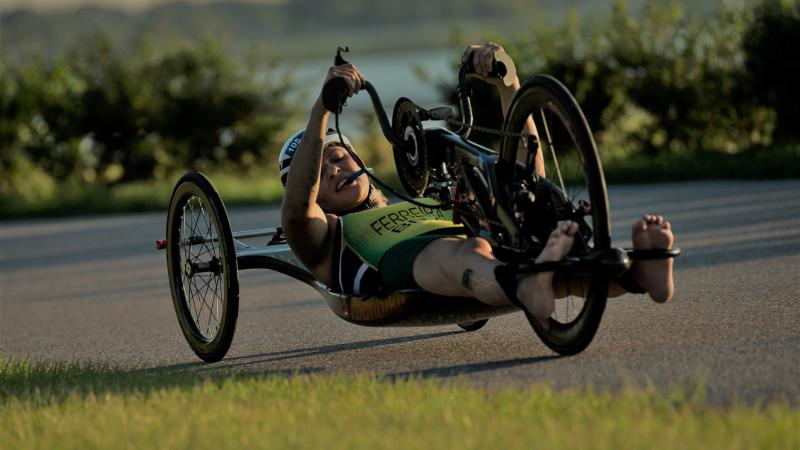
[601, 142, 800, 184]
[1, 358, 797, 450]
[0, 171, 285, 220]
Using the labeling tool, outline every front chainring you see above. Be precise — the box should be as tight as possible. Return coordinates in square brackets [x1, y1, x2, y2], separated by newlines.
[392, 97, 428, 196]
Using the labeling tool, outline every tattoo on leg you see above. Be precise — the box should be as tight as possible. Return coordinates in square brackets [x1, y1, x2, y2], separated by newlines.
[462, 269, 474, 292]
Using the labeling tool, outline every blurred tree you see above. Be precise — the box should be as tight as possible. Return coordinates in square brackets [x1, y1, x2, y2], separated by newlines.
[0, 34, 297, 189]
[440, 0, 786, 158]
[743, 0, 800, 141]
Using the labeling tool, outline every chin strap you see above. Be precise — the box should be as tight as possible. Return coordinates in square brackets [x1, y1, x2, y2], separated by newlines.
[328, 183, 375, 216]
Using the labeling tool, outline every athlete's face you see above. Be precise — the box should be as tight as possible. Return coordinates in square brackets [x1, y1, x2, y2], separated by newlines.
[317, 144, 370, 214]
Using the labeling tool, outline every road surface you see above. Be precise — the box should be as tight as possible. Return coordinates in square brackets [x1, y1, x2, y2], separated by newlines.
[2, 180, 798, 404]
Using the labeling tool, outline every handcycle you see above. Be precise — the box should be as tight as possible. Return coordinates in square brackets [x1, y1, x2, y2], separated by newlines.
[157, 47, 680, 363]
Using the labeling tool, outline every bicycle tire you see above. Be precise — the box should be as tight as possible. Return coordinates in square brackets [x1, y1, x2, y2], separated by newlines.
[457, 319, 489, 332]
[166, 171, 239, 362]
[499, 75, 610, 356]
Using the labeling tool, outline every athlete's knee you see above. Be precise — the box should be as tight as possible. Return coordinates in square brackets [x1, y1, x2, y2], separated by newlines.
[458, 237, 494, 259]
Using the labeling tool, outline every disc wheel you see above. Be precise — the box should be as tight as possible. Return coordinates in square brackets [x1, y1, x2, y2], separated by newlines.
[457, 319, 488, 332]
[166, 171, 239, 362]
[392, 97, 428, 196]
[499, 75, 611, 356]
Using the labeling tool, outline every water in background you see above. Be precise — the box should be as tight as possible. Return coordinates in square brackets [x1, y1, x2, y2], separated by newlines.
[291, 47, 457, 134]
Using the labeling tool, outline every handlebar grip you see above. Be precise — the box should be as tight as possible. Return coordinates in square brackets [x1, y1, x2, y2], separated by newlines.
[462, 50, 517, 87]
[321, 77, 349, 113]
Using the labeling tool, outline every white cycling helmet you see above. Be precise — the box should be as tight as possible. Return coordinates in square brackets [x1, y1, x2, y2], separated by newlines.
[279, 128, 354, 186]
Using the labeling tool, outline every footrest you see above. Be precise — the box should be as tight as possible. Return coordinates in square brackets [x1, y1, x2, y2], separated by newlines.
[500, 248, 632, 278]
[625, 248, 681, 260]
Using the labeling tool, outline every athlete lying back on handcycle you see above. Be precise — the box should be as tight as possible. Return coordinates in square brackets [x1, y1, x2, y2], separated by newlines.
[280, 43, 676, 332]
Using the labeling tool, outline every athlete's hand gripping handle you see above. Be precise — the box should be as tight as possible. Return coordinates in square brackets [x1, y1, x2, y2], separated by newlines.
[321, 46, 351, 113]
[459, 49, 517, 87]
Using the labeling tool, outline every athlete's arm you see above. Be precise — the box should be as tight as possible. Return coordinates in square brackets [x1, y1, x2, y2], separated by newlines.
[281, 64, 365, 279]
[281, 98, 332, 273]
[462, 43, 544, 176]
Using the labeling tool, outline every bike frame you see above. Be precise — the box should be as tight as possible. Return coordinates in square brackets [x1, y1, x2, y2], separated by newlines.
[359, 65, 527, 251]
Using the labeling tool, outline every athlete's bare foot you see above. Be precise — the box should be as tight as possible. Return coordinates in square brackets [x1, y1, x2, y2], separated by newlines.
[631, 215, 674, 302]
[516, 221, 578, 327]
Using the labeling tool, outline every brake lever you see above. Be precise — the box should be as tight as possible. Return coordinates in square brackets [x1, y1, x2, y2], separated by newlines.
[334, 46, 350, 66]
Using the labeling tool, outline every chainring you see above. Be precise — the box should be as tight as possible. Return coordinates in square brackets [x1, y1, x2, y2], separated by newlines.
[392, 97, 428, 196]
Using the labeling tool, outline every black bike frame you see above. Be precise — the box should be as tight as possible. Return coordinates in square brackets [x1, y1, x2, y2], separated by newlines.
[360, 77, 524, 250]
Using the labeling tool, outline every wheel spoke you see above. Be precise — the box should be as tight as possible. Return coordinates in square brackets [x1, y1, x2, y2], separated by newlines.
[196, 273, 217, 336]
[539, 108, 567, 201]
[176, 194, 225, 341]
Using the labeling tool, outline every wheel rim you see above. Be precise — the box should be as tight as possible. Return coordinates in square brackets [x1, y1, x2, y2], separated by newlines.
[177, 194, 225, 342]
[504, 81, 609, 333]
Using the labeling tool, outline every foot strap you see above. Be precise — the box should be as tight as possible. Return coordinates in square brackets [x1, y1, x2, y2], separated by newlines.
[494, 258, 580, 305]
[494, 263, 524, 309]
[494, 262, 550, 331]
[626, 248, 681, 260]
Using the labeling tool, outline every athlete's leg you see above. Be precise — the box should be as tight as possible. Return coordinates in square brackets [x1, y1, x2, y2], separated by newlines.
[412, 222, 578, 326]
[550, 215, 675, 301]
[515, 221, 577, 323]
[410, 215, 674, 322]
[412, 236, 508, 304]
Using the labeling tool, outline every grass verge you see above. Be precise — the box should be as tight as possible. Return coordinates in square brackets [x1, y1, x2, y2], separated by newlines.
[0, 171, 285, 220]
[1, 358, 797, 450]
[1, 143, 798, 220]
[602, 142, 800, 184]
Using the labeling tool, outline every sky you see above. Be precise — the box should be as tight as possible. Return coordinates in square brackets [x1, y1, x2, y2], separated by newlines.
[1, 0, 282, 13]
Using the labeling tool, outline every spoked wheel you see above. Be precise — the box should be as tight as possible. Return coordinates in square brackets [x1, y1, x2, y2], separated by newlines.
[166, 171, 239, 362]
[457, 319, 488, 332]
[499, 75, 611, 356]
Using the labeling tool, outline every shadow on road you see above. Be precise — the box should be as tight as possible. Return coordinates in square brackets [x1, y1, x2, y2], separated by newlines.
[204, 331, 462, 371]
[385, 355, 562, 381]
[143, 330, 461, 373]
[142, 333, 563, 382]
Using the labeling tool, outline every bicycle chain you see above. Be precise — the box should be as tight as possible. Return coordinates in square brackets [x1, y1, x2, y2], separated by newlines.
[441, 116, 529, 140]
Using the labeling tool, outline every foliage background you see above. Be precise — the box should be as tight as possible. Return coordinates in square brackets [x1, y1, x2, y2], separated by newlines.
[445, 0, 799, 163]
[1, 0, 798, 217]
[1, 37, 296, 206]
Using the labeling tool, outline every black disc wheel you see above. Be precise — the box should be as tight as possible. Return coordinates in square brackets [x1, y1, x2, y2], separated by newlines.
[166, 171, 239, 362]
[457, 319, 488, 332]
[499, 75, 611, 356]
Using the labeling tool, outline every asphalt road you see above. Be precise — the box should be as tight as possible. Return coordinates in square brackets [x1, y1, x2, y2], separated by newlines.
[2, 180, 799, 404]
